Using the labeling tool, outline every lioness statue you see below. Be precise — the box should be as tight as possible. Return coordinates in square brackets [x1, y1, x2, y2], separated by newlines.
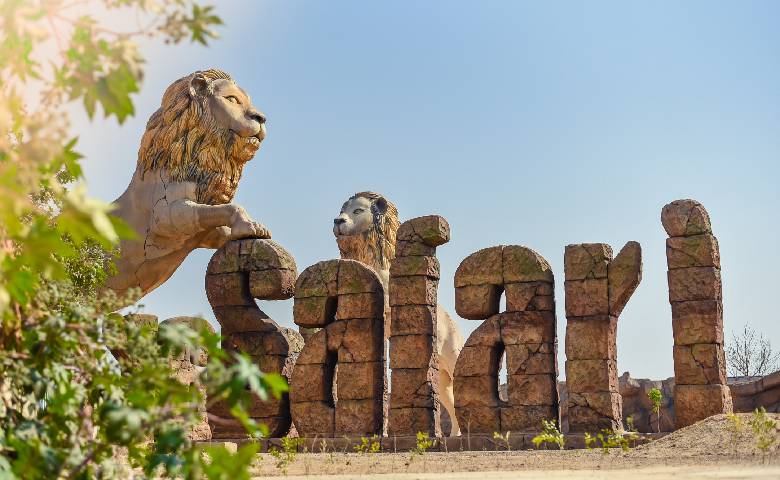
[106, 69, 271, 301]
[334, 191, 466, 436]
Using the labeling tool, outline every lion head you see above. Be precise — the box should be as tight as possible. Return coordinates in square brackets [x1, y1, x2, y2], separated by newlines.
[333, 191, 400, 272]
[137, 69, 266, 205]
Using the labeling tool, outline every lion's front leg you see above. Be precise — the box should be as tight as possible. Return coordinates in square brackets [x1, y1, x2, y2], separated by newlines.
[155, 199, 271, 241]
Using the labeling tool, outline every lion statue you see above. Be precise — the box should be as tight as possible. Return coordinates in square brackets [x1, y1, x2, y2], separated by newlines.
[334, 191, 465, 436]
[106, 69, 271, 302]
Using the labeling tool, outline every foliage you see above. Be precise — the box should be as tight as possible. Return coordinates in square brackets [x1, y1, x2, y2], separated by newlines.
[647, 387, 663, 433]
[0, 1, 284, 478]
[269, 437, 304, 474]
[726, 412, 744, 455]
[726, 324, 780, 377]
[412, 431, 436, 457]
[587, 429, 639, 454]
[625, 415, 636, 433]
[748, 407, 777, 458]
[492, 431, 511, 451]
[531, 419, 565, 450]
[354, 435, 380, 454]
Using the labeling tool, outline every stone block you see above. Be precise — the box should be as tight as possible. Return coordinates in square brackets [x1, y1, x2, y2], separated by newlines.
[505, 282, 537, 312]
[564, 316, 618, 360]
[671, 300, 723, 345]
[293, 296, 336, 328]
[500, 405, 558, 433]
[389, 275, 437, 306]
[389, 256, 440, 278]
[290, 401, 335, 437]
[564, 278, 609, 317]
[390, 368, 439, 408]
[505, 344, 556, 375]
[205, 272, 252, 307]
[454, 246, 503, 287]
[289, 363, 332, 402]
[661, 199, 712, 237]
[455, 406, 501, 434]
[674, 384, 733, 428]
[455, 344, 502, 377]
[337, 259, 383, 295]
[335, 291, 384, 320]
[249, 269, 296, 300]
[565, 359, 618, 393]
[529, 295, 555, 312]
[564, 243, 612, 280]
[673, 344, 727, 385]
[206, 240, 240, 274]
[295, 329, 328, 364]
[507, 374, 558, 406]
[396, 240, 436, 257]
[295, 260, 339, 298]
[666, 234, 720, 269]
[240, 239, 297, 271]
[454, 375, 500, 407]
[332, 318, 384, 363]
[335, 399, 383, 435]
[397, 215, 450, 246]
[667, 267, 722, 302]
[463, 316, 502, 346]
[391, 305, 436, 335]
[455, 284, 502, 320]
[337, 361, 384, 400]
[566, 391, 623, 432]
[608, 241, 642, 317]
[503, 246, 555, 283]
[389, 407, 441, 436]
[389, 334, 435, 369]
[211, 306, 280, 334]
[499, 311, 557, 345]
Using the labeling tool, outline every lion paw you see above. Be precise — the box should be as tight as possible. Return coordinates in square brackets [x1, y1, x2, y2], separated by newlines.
[230, 219, 271, 239]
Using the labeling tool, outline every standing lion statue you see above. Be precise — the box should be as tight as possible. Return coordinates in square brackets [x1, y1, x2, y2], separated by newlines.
[106, 69, 271, 301]
[334, 191, 465, 436]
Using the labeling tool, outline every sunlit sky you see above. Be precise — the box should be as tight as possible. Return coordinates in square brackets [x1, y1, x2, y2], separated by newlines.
[72, 1, 780, 380]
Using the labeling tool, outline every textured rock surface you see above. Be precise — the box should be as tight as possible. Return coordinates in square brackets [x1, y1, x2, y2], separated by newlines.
[664, 200, 732, 428]
[291, 259, 386, 437]
[388, 216, 450, 436]
[454, 245, 559, 433]
[563, 241, 642, 433]
[205, 239, 300, 438]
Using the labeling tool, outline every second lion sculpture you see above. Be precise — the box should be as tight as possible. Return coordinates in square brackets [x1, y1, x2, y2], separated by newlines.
[334, 191, 466, 436]
[107, 69, 271, 301]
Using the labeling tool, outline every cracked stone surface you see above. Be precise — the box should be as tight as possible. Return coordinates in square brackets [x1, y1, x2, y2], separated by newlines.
[453, 245, 559, 434]
[563, 241, 642, 433]
[291, 259, 386, 437]
[663, 199, 732, 428]
[205, 239, 300, 439]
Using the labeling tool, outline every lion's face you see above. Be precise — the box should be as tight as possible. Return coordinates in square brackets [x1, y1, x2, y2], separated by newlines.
[333, 196, 376, 237]
[204, 78, 267, 163]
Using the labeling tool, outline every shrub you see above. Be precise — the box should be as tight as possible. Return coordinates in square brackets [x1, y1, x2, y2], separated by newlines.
[532, 419, 565, 450]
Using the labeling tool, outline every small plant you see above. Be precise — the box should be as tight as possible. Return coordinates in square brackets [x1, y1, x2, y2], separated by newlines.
[584, 432, 597, 450]
[413, 431, 436, 456]
[748, 407, 777, 460]
[648, 387, 663, 433]
[269, 437, 305, 474]
[354, 435, 381, 454]
[726, 412, 744, 455]
[493, 431, 512, 451]
[532, 419, 565, 450]
[625, 415, 637, 433]
[594, 428, 639, 454]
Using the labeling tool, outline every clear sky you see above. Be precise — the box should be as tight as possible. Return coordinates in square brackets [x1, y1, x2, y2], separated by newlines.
[73, 0, 780, 380]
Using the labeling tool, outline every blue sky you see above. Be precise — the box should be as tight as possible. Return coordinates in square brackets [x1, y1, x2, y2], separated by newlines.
[74, 1, 780, 379]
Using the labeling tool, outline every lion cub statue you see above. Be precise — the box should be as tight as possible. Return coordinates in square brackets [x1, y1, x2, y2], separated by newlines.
[334, 192, 465, 436]
[107, 69, 271, 301]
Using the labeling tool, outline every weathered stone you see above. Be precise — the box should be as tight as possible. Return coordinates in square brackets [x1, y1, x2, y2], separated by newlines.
[671, 300, 723, 345]
[564, 316, 618, 360]
[564, 278, 609, 317]
[661, 199, 712, 237]
[504, 282, 537, 312]
[666, 234, 720, 269]
[567, 391, 623, 432]
[454, 375, 501, 407]
[293, 296, 335, 328]
[565, 360, 618, 393]
[211, 306, 279, 334]
[290, 401, 335, 436]
[240, 239, 297, 272]
[206, 240, 240, 274]
[461, 316, 502, 346]
[389, 276, 437, 306]
[335, 399, 383, 435]
[503, 246, 555, 283]
[337, 361, 384, 400]
[335, 291, 384, 320]
[396, 240, 436, 257]
[295, 260, 339, 298]
[674, 384, 733, 428]
[390, 368, 439, 408]
[249, 269, 296, 300]
[454, 406, 501, 434]
[564, 243, 612, 281]
[499, 311, 557, 345]
[337, 259, 383, 295]
[389, 334, 435, 369]
[667, 267, 722, 302]
[205, 272, 252, 307]
[397, 215, 451, 246]
[389, 255, 440, 278]
[295, 329, 328, 364]
[608, 241, 642, 317]
[500, 405, 558, 432]
[455, 345, 503, 377]
[288, 363, 332, 402]
[673, 344, 727, 385]
[455, 284, 502, 320]
[389, 407, 441, 436]
[507, 374, 558, 406]
[333, 318, 384, 363]
[391, 305, 436, 336]
[454, 246, 503, 287]
[505, 344, 556, 375]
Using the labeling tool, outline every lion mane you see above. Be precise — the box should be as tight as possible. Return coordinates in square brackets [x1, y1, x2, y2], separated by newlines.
[336, 191, 400, 272]
[136, 68, 250, 205]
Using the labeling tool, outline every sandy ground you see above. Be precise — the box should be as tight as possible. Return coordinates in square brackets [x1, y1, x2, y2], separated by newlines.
[247, 414, 780, 479]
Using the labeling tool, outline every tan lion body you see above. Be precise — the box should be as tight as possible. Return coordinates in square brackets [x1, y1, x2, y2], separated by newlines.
[107, 69, 271, 302]
[334, 193, 465, 436]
